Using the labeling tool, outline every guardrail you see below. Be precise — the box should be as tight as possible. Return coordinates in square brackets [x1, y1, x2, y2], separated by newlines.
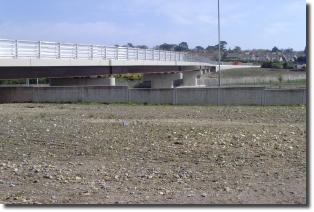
[0, 39, 208, 62]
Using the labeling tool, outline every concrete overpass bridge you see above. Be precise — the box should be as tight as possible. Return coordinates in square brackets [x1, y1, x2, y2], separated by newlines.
[0, 39, 259, 88]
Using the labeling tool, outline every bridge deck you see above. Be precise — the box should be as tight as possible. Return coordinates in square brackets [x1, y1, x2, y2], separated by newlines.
[0, 39, 259, 80]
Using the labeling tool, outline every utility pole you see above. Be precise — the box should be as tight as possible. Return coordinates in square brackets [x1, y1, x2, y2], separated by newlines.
[218, 0, 221, 87]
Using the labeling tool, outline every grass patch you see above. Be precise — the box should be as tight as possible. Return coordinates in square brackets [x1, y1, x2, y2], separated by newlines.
[218, 68, 306, 78]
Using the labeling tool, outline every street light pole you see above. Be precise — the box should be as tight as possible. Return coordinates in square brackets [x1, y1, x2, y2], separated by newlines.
[218, 0, 221, 87]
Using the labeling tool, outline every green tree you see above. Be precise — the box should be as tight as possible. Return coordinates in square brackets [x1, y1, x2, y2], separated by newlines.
[135, 45, 148, 49]
[272, 46, 280, 52]
[158, 43, 177, 51]
[206, 45, 216, 52]
[233, 46, 242, 52]
[284, 48, 293, 53]
[194, 46, 205, 52]
[175, 42, 189, 51]
[216, 41, 228, 51]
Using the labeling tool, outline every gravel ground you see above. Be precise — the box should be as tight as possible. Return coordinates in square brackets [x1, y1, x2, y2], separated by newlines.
[0, 103, 306, 205]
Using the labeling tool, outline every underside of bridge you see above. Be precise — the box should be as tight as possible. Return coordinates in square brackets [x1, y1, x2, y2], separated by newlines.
[0, 65, 212, 88]
[0, 65, 209, 79]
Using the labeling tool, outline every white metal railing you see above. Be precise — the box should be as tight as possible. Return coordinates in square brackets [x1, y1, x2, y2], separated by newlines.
[0, 39, 202, 62]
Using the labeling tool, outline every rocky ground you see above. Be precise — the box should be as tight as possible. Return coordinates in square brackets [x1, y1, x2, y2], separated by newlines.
[0, 103, 307, 205]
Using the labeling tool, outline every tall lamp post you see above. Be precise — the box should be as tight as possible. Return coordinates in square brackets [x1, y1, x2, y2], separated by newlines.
[218, 0, 221, 87]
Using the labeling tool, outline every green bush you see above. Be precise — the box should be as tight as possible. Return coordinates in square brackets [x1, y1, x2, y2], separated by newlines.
[271, 62, 283, 69]
[283, 62, 296, 69]
[115, 73, 143, 81]
[261, 62, 272, 68]
[261, 61, 289, 69]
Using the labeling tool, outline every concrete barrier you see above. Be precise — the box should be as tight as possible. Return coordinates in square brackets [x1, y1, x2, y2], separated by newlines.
[219, 87, 264, 105]
[0, 86, 306, 106]
[263, 89, 306, 105]
[129, 89, 174, 104]
[0, 86, 128, 103]
[0, 86, 33, 102]
[176, 88, 218, 105]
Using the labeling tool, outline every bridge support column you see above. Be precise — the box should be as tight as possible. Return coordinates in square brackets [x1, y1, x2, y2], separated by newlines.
[182, 70, 203, 87]
[49, 76, 116, 86]
[143, 73, 183, 89]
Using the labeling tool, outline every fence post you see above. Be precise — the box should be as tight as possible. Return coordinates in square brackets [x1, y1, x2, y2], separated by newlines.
[104, 46, 107, 59]
[262, 88, 266, 106]
[127, 87, 130, 103]
[115, 47, 119, 60]
[144, 49, 147, 60]
[172, 88, 177, 105]
[126, 47, 129, 60]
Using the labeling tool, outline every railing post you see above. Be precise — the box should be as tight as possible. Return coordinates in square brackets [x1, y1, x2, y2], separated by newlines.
[136, 48, 139, 60]
[164, 51, 166, 61]
[152, 49, 154, 61]
[15, 40, 18, 59]
[126, 47, 129, 60]
[116, 46, 119, 60]
[170, 51, 172, 61]
[57, 43, 61, 59]
[90, 45, 93, 60]
[38, 41, 41, 59]
[75, 44, 78, 59]
[104, 46, 107, 59]
[144, 49, 147, 60]
[158, 50, 161, 61]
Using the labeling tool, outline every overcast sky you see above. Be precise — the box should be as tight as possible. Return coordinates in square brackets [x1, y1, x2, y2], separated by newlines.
[0, 0, 306, 50]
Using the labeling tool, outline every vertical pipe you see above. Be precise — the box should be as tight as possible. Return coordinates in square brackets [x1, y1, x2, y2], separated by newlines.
[218, 0, 221, 87]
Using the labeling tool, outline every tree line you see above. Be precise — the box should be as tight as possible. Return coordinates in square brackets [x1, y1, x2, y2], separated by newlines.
[120, 41, 228, 52]
[119, 41, 305, 55]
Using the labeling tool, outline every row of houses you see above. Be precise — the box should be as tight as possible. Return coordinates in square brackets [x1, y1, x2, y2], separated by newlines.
[224, 50, 305, 63]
